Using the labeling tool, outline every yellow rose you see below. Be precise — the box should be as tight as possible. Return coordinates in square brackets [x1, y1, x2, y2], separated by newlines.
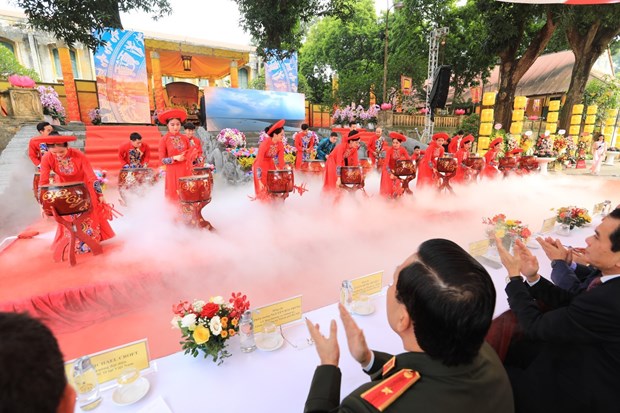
[496, 229, 506, 239]
[505, 220, 515, 226]
[193, 325, 210, 345]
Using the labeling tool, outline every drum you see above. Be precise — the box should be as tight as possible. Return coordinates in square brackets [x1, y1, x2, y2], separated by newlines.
[300, 160, 325, 173]
[464, 156, 485, 171]
[178, 175, 212, 203]
[498, 156, 517, 171]
[340, 166, 364, 185]
[519, 156, 539, 171]
[33, 172, 55, 201]
[193, 167, 214, 186]
[266, 170, 294, 193]
[40, 182, 91, 216]
[118, 167, 155, 188]
[393, 159, 416, 177]
[437, 157, 458, 173]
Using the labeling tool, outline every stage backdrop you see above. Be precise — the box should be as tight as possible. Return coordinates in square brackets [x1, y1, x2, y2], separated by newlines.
[265, 53, 298, 93]
[94, 29, 151, 124]
[203, 87, 305, 132]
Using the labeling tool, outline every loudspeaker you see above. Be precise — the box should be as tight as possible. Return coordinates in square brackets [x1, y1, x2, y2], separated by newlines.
[429, 65, 451, 110]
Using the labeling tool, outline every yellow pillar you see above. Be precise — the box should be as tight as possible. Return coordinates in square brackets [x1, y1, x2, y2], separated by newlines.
[147, 72, 154, 111]
[58, 47, 80, 122]
[150, 51, 166, 111]
[230, 61, 239, 88]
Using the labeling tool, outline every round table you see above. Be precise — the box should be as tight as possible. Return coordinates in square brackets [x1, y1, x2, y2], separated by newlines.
[536, 157, 556, 176]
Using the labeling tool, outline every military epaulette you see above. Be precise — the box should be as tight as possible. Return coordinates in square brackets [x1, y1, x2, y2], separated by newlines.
[360, 369, 421, 412]
[382, 356, 396, 377]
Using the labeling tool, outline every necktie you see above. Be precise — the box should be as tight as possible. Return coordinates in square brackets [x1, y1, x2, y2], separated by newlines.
[586, 276, 602, 292]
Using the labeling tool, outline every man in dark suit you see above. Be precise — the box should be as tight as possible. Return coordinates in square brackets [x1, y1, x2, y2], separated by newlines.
[304, 239, 514, 413]
[497, 208, 620, 413]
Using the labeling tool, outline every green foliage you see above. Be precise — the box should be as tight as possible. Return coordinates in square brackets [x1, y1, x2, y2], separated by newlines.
[583, 76, 620, 124]
[234, 0, 356, 60]
[16, 0, 172, 50]
[299, 0, 381, 105]
[0, 45, 39, 80]
[248, 70, 266, 90]
[459, 113, 480, 136]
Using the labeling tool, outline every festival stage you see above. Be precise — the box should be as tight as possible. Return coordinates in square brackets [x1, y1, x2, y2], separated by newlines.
[0, 171, 618, 362]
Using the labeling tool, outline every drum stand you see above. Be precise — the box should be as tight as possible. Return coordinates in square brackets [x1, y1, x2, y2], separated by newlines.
[394, 175, 416, 195]
[267, 191, 290, 201]
[339, 183, 368, 197]
[51, 208, 103, 266]
[437, 171, 457, 194]
[180, 200, 215, 231]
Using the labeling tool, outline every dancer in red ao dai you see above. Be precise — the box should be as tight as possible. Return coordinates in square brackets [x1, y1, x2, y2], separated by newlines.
[253, 119, 286, 200]
[379, 132, 411, 198]
[453, 134, 475, 184]
[28, 121, 54, 168]
[416, 132, 447, 188]
[482, 137, 504, 179]
[159, 109, 192, 202]
[294, 123, 315, 169]
[38, 135, 115, 254]
[323, 130, 361, 192]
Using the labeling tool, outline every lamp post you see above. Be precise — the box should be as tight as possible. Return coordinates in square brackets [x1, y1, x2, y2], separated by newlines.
[382, 1, 403, 104]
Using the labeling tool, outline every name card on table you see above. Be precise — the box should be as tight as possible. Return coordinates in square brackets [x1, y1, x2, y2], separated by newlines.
[64, 339, 150, 385]
[540, 216, 557, 234]
[469, 239, 490, 257]
[351, 271, 383, 300]
[252, 295, 303, 332]
[593, 202, 606, 216]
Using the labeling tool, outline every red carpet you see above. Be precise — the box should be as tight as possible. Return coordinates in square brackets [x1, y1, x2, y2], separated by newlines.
[84, 125, 162, 174]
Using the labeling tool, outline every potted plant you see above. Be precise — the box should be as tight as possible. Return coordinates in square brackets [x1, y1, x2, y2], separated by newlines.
[37, 86, 66, 124]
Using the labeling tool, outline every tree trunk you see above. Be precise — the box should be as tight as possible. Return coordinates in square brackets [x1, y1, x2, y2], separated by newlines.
[494, 10, 556, 130]
[559, 22, 620, 132]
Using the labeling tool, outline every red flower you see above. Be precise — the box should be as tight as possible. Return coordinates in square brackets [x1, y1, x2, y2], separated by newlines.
[229, 292, 250, 318]
[522, 228, 532, 238]
[172, 301, 190, 316]
[200, 303, 220, 319]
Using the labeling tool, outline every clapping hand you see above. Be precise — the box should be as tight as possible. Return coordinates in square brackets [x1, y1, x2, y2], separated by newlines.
[305, 318, 339, 366]
[496, 236, 540, 282]
[537, 236, 569, 261]
[339, 303, 372, 367]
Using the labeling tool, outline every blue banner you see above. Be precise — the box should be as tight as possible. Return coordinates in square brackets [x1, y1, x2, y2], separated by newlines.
[265, 52, 298, 93]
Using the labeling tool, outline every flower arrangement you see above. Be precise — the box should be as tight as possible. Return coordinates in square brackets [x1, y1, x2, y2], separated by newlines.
[534, 134, 555, 157]
[483, 213, 532, 242]
[94, 169, 108, 190]
[172, 292, 251, 365]
[216, 128, 246, 149]
[88, 108, 102, 125]
[227, 147, 258, 171]
[520, 133, 534, 155]
[555, 206, 591, 229]
[37, 86, 66, 123]
[553, 135, 567, 154]
[504, 134, 519, 154]
[332, 104, 379, 127]
[8, 74, 35, 88]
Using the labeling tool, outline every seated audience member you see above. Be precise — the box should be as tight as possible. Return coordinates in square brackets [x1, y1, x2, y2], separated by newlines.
[496, 208, 620, 413]
[0, 312, 76, 413]
[304, 239, 514, 413]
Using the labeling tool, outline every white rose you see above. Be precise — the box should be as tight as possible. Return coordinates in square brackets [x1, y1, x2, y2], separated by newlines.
[192, 300, 206, 312]
[181, 313, 197, 331]
[210, 296, 225, 305]
[210, 315, 222, 336]
[170, 316, 181, 329]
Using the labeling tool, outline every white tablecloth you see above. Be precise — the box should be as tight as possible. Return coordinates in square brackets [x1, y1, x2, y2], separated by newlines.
[77, 223, 595, 412]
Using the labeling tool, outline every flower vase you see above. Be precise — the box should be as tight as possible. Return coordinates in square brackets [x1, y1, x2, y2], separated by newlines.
[556, 223, 571, 236]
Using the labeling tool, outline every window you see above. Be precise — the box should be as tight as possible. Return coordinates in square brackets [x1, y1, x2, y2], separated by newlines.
[52, 48, 80, 79]
[0, 39, 15, 54]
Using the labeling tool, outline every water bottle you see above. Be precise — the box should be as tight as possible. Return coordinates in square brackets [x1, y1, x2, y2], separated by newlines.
[340, 280, 354, 311]
[239, 310, 257, 353]
[73, 356, 102, 411]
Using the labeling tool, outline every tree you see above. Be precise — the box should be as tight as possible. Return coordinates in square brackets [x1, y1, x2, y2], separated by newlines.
[558, 5, 620, 131]
[0, 45, 40, 80]
[233, 0, 355, 60]
[582, 75, 620, 127]
[298, 0, 382, 105]
[14, 0, 171, 50]
[476, 0, 560, 130]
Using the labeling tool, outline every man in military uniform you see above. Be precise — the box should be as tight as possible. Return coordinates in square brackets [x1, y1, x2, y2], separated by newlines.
[304, 239, 514, 412]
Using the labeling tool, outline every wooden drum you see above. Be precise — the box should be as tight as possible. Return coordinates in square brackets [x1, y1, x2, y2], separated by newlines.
[192, 167, 214, 186]
[464, 156, 485, 171]
[178, 175, 212, 203]
[33, 172, 55, 202]
[437, 157, 458, 173]
[118, 167, 155, 188]
[359, 158, 373, 174]
[498, 156, 517, 171]
[393, 159, 416, 177]
[340, 166, 364, 185]
[266, 170, 294, 194]
[300, 160, 325, 173]
[39, 182, 91, 216]
[519, 156, 539, 171]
